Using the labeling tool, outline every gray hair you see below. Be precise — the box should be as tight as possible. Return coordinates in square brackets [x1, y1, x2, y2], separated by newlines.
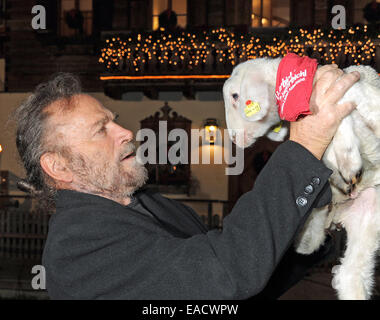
[14, 73, 82, 208]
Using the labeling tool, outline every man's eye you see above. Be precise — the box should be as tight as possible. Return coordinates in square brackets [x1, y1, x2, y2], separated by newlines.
[98, 126, 107, 134]
[113, 114, 120, 123]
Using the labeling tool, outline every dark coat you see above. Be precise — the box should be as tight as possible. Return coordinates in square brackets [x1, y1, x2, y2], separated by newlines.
[42, 141, 333, 299]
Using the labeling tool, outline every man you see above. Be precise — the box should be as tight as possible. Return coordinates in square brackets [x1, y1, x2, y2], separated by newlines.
[14, 66, 360, 299]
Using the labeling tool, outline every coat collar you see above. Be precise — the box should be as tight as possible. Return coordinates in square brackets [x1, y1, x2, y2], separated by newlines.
[136, 189, 209, 236]
[55, 188, 208, 238]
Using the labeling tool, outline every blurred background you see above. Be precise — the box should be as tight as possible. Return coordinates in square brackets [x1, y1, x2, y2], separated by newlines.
[0, 0, 379, 299]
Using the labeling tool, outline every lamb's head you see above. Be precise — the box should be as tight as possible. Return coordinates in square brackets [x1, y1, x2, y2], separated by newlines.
[223, 57, 288, 148]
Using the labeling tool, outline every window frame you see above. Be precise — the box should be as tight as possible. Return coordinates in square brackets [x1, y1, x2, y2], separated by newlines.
[152, 0, 188, 30]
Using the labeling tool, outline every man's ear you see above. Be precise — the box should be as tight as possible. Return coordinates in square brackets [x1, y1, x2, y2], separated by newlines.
[40, 152, 73, 184]
[239, 72, 271, 122]
[266, 123, 289, 142]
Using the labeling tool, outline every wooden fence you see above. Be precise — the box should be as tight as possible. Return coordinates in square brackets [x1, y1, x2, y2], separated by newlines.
[0, 198, 229, 259]
[0, 209, 50, 259]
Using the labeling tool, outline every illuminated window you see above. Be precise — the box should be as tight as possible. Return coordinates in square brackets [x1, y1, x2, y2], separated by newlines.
[251, 0, 289, 27]
[60, 0, 93, 36]
[153, 0, 187, 30]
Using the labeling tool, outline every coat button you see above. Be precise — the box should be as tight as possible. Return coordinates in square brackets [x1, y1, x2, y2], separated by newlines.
[296, 196, 308, 207]
[304, 184, 314, 194]
[311, 177, 320, 185]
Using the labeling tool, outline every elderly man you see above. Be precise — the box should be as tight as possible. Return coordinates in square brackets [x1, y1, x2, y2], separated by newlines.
[14, 66, 359, 299]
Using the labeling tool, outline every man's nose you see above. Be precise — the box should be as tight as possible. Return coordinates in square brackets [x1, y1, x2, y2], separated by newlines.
[113, 123, 134, 144]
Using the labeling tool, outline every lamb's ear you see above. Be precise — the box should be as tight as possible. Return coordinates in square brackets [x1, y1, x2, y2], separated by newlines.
[239, 72, 271, 122]
[266, 122, 289, 142]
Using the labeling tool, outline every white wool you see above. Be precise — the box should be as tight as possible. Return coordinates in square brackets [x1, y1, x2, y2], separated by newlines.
[223, 58, 380, 300]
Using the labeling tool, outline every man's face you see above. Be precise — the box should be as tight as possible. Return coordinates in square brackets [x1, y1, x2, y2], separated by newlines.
[47, 94, 147, 200]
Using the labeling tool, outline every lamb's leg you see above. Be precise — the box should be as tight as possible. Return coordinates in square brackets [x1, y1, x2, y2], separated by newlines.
[323, 142, 358, 198]
[342, 65, 380, 138]
[332, 115, 362, 190]
[331, 187, 379, 300]
[294, 206, 329, 255]
[355, 85, 380, 138]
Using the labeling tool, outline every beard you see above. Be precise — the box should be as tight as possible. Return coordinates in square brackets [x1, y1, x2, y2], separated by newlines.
[67, 142, 148, 201]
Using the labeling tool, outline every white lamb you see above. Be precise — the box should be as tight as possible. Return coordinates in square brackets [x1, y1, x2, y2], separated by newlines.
[223, 57, 380, 300]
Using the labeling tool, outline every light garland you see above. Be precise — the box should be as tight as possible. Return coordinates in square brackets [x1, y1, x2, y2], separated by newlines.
[100, 75, 230, 80]
[99, 25, 379, 74]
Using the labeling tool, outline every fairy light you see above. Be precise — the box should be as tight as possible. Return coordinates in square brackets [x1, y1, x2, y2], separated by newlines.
[100, 75, 230, 80]
[99, 26, 379, 72]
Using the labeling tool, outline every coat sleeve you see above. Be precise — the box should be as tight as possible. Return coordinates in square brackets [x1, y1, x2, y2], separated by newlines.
[44, 141, 333, 300]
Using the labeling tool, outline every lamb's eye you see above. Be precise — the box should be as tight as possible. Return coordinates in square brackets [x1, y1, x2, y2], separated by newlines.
[232, 93, 239, 101]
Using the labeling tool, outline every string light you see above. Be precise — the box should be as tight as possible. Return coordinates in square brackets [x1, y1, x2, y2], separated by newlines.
[99, 26, 379, 73]
[100, 75, 230, 80]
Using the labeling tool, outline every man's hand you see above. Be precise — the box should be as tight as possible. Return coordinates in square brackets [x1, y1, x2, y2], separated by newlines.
[289, 64, 360, 160]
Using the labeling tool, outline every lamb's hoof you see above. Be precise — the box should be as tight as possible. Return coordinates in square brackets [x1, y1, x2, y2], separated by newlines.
[350, 168, 363, 186]
[339, 183, 355, 197]
[295, 235, 326, 255]
[296, 246, 315, 255]
[340, 168, 363, 196]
